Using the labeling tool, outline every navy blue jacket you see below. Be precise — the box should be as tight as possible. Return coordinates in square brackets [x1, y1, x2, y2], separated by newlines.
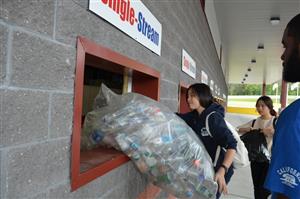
[177, 103, 237, 176]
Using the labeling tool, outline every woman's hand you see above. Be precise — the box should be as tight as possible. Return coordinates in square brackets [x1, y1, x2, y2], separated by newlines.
[214, 168, 228, 195]
[215, 149, 235, 195]
[261, 126, 274, 137]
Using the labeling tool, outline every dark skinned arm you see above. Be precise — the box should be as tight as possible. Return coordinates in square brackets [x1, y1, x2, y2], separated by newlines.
[277, 193, 289, 199]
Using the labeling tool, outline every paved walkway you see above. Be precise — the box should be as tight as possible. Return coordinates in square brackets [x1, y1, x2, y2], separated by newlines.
[221, 165, 254, 199]
[221, 113, 257, 199]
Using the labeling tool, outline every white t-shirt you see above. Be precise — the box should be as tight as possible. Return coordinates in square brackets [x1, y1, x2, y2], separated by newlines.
[238, 116, 276, 154]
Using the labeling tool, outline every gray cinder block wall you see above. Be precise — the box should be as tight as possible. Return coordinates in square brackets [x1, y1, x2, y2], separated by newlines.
[0, 0, 227, 198]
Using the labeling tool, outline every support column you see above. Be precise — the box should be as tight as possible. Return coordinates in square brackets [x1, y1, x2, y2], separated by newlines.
[200, 0, 205, 10]
[280, 80, 288, 109]
[262, 82, 266, 96]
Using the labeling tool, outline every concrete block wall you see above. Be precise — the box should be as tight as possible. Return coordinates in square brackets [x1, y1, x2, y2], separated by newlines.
[0, 0, 228, 198]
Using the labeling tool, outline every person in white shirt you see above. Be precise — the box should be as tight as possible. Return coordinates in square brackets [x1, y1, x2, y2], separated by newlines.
[237, 96, 277, 199]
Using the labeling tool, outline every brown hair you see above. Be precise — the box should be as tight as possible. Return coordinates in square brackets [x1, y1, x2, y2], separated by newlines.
[256, 96, 277, 116]
[187, 83, 213, 108]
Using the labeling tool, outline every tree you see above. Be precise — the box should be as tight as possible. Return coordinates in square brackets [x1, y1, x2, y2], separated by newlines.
[229, 84, 261, 95]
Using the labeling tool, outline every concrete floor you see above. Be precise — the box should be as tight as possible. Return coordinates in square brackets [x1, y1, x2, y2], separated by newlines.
[221, 113, 257, 199]
[221, 165, 254, 199]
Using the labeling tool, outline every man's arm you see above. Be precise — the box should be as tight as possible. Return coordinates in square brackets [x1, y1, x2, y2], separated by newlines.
[277, 193, 289, 199]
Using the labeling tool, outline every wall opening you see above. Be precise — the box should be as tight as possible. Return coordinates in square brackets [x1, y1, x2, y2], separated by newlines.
[178, 82, 190, 113]
[80, 65, 125, 173]
[71, 36, 160, 191]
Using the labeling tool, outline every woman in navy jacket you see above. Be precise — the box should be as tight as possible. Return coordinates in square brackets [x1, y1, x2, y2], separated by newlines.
[177, 83, 237, 199]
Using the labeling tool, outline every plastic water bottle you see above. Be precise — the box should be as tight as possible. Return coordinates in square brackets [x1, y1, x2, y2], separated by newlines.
[89, 130, 104, 144]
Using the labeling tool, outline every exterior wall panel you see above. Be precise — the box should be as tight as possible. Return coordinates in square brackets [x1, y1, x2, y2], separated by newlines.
[0, 0, 228, 198]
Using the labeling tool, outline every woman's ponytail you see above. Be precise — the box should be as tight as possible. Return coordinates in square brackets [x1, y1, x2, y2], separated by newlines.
[270, 109, 277, 117]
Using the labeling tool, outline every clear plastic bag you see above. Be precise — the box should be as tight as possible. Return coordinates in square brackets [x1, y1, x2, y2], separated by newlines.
[81, 84, 218, 199]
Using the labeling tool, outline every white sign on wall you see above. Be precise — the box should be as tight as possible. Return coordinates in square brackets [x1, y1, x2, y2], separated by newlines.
[182, 49, 196, 79]
[223, 94, 226, 100]
[201, 71, 208, 85]
[215, 84, 218, 94]
[89, 0, 162, 55]
[210, 80, 214, 91]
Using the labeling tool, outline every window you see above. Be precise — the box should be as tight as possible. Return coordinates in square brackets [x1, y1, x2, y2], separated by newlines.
[71, 36, 160, 191]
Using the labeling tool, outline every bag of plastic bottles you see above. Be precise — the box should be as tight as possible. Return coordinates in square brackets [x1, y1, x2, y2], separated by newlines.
[81, 84, 218, 199]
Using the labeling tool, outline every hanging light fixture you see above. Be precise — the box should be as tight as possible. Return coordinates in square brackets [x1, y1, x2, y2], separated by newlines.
[257, 44, 264, 52]
[270, 16, 280, 25]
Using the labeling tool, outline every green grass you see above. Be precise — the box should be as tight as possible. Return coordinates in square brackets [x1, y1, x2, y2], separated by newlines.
[229, 98, 297, 104]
